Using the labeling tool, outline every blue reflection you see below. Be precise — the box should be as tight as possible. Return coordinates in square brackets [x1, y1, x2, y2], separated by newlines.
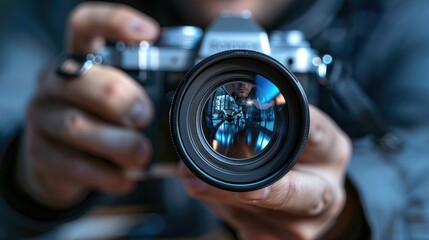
[203, 80, 283, 159]
[255, 74, 280, 103]
[212, 120, 272, 158]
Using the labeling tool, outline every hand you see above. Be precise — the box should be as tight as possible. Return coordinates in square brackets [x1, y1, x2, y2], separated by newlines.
[18, 2, 160, 209]
[180, 106, 352, 240]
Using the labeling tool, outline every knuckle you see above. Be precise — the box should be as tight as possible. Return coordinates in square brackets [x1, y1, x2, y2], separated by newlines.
[96, 68, 148, 125]
[103, 74, 125, 99]
[307, 184, 332, 216]
[63, 109, 86, 137]
[100, 69, 136, 109]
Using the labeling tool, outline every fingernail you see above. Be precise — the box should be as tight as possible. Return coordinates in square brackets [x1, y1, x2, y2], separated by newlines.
[184, 178, 208, 192]
[238, 188, 270, 202]
[128, 18, 145, 33]
[128, 18, 157, 38]
[128, 102, 150, 127]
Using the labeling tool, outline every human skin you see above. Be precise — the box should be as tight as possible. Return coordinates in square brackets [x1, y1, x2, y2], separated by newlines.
[18, 1, 352, 239]
[180, 105, 351, 239]
[233, 82, 253, 98]
[172, 0, 294, 27]
[20, 3, 159, 208]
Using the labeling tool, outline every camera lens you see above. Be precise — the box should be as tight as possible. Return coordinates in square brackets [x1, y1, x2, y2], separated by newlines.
[170, 50, 309, 191]
[201, 80, 282, 160]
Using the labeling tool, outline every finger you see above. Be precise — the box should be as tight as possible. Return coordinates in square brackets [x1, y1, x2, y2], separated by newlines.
[211, 202, 337, 240]
[236, 170, 334, 216]
[301, 106, 351, 166]
[39, 64, 153, 128]
[206, 203, 284, 240]
[67, 2, 160, 53]
[28, 101, 152, 169]
[25, 130, 135, 205]
[22, 129, 87, 208]
[180, 163, 335, 216]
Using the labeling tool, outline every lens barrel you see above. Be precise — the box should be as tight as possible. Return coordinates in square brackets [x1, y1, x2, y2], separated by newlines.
[170, 50, 309, 191]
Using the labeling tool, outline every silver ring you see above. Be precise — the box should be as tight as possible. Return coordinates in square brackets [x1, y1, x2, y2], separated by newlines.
[55, 53, 103, 79]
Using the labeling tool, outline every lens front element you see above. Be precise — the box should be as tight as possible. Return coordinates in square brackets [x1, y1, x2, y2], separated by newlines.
[170, 50, 309, 191]
[202, 79, 285, 160]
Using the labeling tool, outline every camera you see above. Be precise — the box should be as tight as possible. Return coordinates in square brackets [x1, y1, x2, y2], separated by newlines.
[100, 12, 329, 191]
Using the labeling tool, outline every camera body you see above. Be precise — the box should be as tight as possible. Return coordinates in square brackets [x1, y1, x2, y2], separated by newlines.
[101, 12, 326, 102]
[100, 12, 328, 189]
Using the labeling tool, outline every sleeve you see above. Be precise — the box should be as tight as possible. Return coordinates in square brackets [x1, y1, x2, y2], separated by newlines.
[0, 0, 98, 238]
[348, 1, 429, 239]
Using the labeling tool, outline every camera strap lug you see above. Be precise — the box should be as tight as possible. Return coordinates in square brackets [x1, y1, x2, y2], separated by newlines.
[319, 59, 403, 153]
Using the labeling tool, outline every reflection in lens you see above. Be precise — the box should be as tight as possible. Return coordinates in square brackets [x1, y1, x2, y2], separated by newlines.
[202, 75, 286, 159]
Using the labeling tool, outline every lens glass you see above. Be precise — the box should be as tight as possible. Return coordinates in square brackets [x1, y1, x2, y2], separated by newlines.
[201, 75, 286, 159]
